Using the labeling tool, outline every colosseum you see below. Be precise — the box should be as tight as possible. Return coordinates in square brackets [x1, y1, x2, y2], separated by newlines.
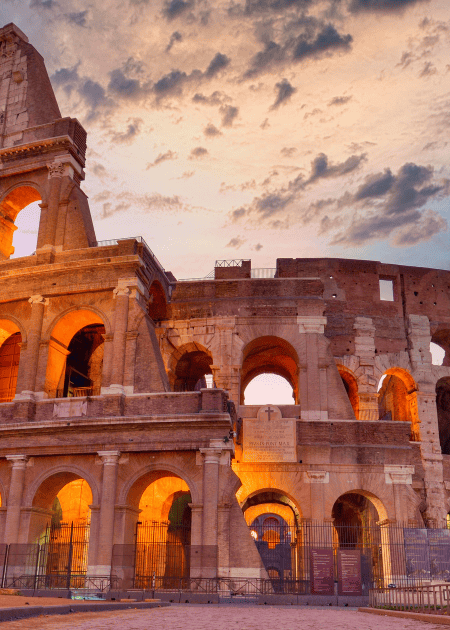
[0, 21, 448, 602]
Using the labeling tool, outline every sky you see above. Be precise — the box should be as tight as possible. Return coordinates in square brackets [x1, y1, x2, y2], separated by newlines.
[2, 0, 450, 279]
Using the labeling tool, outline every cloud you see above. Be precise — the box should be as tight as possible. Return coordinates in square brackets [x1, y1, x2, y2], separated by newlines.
[254, 243, 263, 251]
[293, 25, 353, 61]
[177, 171, 195, 179]
[192, 91, 230, 105]
[29, 0, 57, 9]
[78, 79, 114, 119]
[205, 53, 231, 77]
[51, 65, 80, 87]
[270, 78, 296, 110]
[226, 235, 246, 248]
[419, 61, 437, 78]
[65, 10, 89, 27]
[110, 118, 143, 144]
[108, 68, 150, 100]
[163, 0, 193, 19]
[348, 0, 430, 14]
[307, 152, 367, 184]
[91, 164, 107, 178]
[281, 147, 297, 157]
[190, 146, 209, 158]
[146, 150, 178, 168]
[393, 210, 447, 246]
[153, 69, 189, 99]
[328, 95, 352, 106]
[204, 123, 222, 136]
[220, 105, 239, 127]
[97, 191, 183, 219]
[166, 31, 182, 52]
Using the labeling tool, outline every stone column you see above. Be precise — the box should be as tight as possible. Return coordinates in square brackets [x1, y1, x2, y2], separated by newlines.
[109, 287, 130, 393]
[353, 317, 378, 420]
[43, 161, 64, 249]
[17, 295, 48, 397]
[95, 451, 120, 574]
[4, 455, 28, 545]
[298, 316, 328, 420]
[100, 333, 114, 391]
[189, 503, 203, 578]
[199, 445, 223, 578]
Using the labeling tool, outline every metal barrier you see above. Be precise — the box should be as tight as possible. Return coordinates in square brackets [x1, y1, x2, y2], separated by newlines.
[370, 583, 450, 614]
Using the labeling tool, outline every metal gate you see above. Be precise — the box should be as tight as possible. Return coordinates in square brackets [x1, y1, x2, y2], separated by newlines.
[134, 521, 191, 588]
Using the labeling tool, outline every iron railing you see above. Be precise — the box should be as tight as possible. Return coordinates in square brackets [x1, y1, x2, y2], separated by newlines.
[96, 236, 165, 274]
[370, 583, 450, 614]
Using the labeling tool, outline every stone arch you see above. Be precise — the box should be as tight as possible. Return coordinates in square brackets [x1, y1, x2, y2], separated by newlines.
[148, 280, 168, 321]
[239, 487, 302, 526]
[25, 466, 97, 546]
[168, 341, 213, 392]
[0, 318, 25, 403]
[0, 182, 43, 259]
[43, 307, 109, 397]
[240, 336, 299, 405]
[120, 463, 200, 507]
[378, 367, 416, 426]
[436, 377, 450, 454]
[328, 488, 388, 523]
[337, 364, 359, 420]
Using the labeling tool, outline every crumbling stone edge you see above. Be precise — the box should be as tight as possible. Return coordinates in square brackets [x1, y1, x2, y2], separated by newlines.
[359, 607, 450, 625]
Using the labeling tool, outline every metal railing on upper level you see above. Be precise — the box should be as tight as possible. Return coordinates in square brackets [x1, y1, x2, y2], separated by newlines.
[96, 236, 166, 275]
[177, 268, 277, 281]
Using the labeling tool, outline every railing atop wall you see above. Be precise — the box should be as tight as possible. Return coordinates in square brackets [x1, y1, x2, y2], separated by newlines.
[52, 386, 101, 398]
[96, 236, 166, 275]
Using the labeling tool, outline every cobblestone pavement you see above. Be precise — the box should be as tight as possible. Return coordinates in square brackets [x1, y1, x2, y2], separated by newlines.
[0, 605, 445, 630]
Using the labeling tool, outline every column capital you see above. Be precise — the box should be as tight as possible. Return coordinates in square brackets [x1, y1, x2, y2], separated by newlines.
[199, 448, 222, 464]
[6, 454, 28, 468]
[297, 316, 327, 334]
[114, 276, 146, 300]
[47, 160, 64, 178]
[113, 286, 130, 298]
[28, 295, 49, 306]
[98, 450, 121, 465]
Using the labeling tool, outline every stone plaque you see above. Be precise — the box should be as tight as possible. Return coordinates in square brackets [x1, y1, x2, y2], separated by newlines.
[337, 549, 362, 596]
[242, 406, 296, 462]
[310, 548, 334, 595]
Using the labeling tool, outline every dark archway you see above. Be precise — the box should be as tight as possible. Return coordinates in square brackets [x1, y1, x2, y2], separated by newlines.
[437, 377, 450, 454]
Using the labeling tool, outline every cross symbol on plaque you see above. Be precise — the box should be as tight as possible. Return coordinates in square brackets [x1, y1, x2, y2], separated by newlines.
[264, 406, 275, 421]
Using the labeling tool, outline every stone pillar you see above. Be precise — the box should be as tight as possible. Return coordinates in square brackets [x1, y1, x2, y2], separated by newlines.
[189, 503, 203, 578]
[298, 316, 328, 420]
[353, 317, 378, 420]
[109, 287, 130, 393]
[4, 455, 28, 545]
[100, 333, 114, 391]
[123, 331, 139, 393]
[36, 202, 48, 250]
[217, 503, 231, 578]
[95, 451, 120, 574]
[42, 161, 64, 249]
[17, 295, 48, 397]
[304, 470, 330, 521]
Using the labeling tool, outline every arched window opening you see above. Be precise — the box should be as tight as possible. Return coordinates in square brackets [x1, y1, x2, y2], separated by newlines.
[173, 349, 212, 392]
[332, 493, 380, 548]
[241, 336, 299, 405]
[0, 186, 41, 260]
[437, 378, 450, 455]
[31, 473, 92, 579]
[242, 490, 300, 581]
[0, 331, 21, 402]
[338, 367, 359, 420]
[62, 324, 105, 397]
[243, 373, 294, 405]
[11, 200, 40, 258]
[128, 472, 192, 587]
[431, 330, 450, 366]
[45, 311, 106, 398]
[378, 373, 413, 423]
[148, 281, 167, 321]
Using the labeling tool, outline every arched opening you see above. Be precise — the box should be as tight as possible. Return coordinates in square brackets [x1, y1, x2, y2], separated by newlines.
[0, 319, 22, 402]
[171, 344, 213, 392]
[241, 489, 300, 582]
[126, 471, 192, 587]
[377, 369, 416, 424]
[44, 310, 105, 398]
[30, 473, 92, 581]
[332, 492, 383, 586]
[240, 336, 299, 405]
[436, 377, 450, 454]
[337, 366, 359, 420]
[148, 281, 168, 321]
[243, 373, 294, 405]
[431, 330, 450, 367]
[0, 186, 41, 259]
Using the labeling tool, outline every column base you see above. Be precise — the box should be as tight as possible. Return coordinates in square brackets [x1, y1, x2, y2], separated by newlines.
[87, 565, 112, 576]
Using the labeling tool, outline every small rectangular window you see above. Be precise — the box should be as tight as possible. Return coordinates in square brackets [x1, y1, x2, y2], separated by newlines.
[379, 279, 394, 301]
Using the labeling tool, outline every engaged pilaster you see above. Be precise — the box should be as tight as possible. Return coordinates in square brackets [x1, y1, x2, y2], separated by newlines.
[16, 295, 48, 398]
[94, 450, 121, 575]
[298, 316, 328, 421]
[4, 455, 28, 544]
